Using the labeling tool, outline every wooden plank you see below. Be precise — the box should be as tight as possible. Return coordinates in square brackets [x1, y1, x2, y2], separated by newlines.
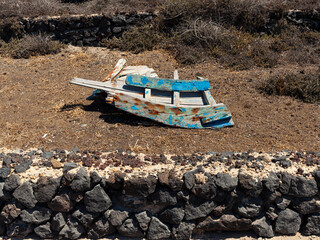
[113, 93, 234, 129]
[173, 70, 180, 106]
[203, 90, 216, 105]
[126, 74, 211, 92]
[144, 88, 151, 100]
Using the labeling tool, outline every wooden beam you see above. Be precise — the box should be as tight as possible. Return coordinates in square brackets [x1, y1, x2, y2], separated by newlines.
[203, 90, 216, 105]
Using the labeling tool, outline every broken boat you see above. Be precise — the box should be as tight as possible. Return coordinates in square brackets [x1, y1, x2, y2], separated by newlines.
[70, 60, 234, 129]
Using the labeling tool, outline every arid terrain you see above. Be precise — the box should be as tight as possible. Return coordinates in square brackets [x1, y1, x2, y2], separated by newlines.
[0, 46, 319, 154]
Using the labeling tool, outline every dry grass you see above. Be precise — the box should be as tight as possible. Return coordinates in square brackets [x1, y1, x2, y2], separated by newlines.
[0, 34, 64, 58]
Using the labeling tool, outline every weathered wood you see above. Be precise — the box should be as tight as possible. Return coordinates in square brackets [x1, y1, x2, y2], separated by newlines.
[173, 70, 180, 106]
[113, 93, 233, 129]
[203, 90, 216, 105]
[126, 75, 211, 92]
[144, 88, 151, 100]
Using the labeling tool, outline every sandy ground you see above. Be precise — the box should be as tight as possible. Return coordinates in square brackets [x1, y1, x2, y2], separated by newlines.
[0, 46, 319, 154]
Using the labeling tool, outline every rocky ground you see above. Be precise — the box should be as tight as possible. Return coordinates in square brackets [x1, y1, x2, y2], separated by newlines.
[0, 148, 319, 239]
[0, 46, 319, 154]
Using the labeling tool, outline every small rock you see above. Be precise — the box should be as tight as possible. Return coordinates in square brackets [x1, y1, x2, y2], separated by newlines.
[279, 172, 292, 194]
[34, 222, 53, 238]
[197, 214, 252, 231]
[106, 209, 129, 227]
[0, 168, 11, 179]
[12, 181, 37, 208]
[14, 160, 32, 173]
[59, 218, 84, 240]
[20, 207, 52, 224]
[172, 222, 195, 240]
[276, 197, 291, 210]
[262, 172, 280, 192]
[0, 203, 21, 224]
[48, 194, 72, 212]
[183, 170, 197, 190]
[149, 187, 177, 206]
[159, 207, 184, 225]
[214, 173, 238, 191]
[304, 213, 320, 235]
[4, 174, 20, 191]
[34, 176, 61, 202]
[292, 197, 320, 214]
[90, 171, 102, 184]
[63, 162, 78, 172]
[51, 159, 63, 169]
[184, 200, 216, 220]
[147, 217, 171, 240]
[135, 211, 151, 232]
[7, 219, 33, 238]
[252, 216, 274, 238]
[51, 212, 66, 232]
[118, 218, 144, 237]
[87, 217, 116, 238]
[71, 167, 90, 192]
[289, 176, 318, 197]
[123, 175, 158, 197]
[192, 178, 217, 200]
[237, 198, 262, 218]
[275, 208, 301, 235]
[239, 172, 263, 197]
[42, 151, 54, 159]
[72, 207, 99, 227]
[84, 184, 112, 213]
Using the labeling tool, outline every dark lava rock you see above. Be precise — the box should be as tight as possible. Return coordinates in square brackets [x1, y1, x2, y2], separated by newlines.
[289, 176, 318, 197]
[42, 151, 54, 159]
[7, 219, 33, 238]
[238, 172, 262, 197]
[214, 173, 238, 191]
[183, 170, 197, 190]
[123, 175, 157, 197]
[313, 169, 320, 182]
[0, 203, 21, 224]
[0, 168, 11, 179]
[262, 172, 280, 192]
[90, 171, 101, 185]
[71, 167, 90, 192]
[135, 211, 151, 232]
[118, 218, 144, 237]
[106, 209, 129, 227]
[48, 193, 72, 212]
[72, 207, 99, 227]
[14, 160, 32, 173]
[51, 212, 66, 232]
[177, 190, 189, 202]
[147, 217, 171, 240]
[84, 184, 112, 213]
[12, 181, 37, 208]
[34, 176, 61, 202]
[252, 216, 274, 238]
[87, 217, 116, 238]
[266, 205, 278, 221]
[275, 208, 301, 235]
[63, 162, 78, 172]
[34, 222, 53, 238]
[279, 172, 292, 194]
[192, 178, 217, 200]
[197, 214, 252, 231]
[237, 198, 262, 218]
[105, 172, 125, 190]
[280, 160, 292, 168]
[276, 197, 291, 210]
[292, 197, 320, 214]
[184, 200, 216, 220]
[149, 187, 177, 206]
[20, 207, 52, 224]
[4, 174, 20, 191]
[159, 207, 184, 225]
[172, 222, 195, 240]
[158, 169, 183, 191]
[59, 218, 84, 240]
[304, 213, 320, 235]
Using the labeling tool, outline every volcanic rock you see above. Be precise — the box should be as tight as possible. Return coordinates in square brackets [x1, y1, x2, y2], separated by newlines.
[118, 218, 144, 237]
[147, 217, 171, 240]
[84, 184, 112, 213]
[172, 222, 195, 240]
[12, 181, 37, 208]
[214, 173, 238, 191]
[20, 207, 52, 224]
[275, 208, 301, 235]
[252, 216, 274, 238]
[33, 176, 61, 202]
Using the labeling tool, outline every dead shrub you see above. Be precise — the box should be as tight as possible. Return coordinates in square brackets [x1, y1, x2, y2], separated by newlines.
[100, 25, 164, 53]
[259, 71, 320, 103]
[0, 34, 64, 58]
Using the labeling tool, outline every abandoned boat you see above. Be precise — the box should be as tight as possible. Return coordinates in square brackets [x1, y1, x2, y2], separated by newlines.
[70, 64, 234, 129]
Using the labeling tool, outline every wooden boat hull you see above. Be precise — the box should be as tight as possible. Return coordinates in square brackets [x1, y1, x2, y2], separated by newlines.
[112, 93, 234, 129]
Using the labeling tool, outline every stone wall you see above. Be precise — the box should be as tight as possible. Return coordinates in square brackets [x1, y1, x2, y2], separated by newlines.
[20, 13, 154, 46]
[0, 149, 319, 239]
